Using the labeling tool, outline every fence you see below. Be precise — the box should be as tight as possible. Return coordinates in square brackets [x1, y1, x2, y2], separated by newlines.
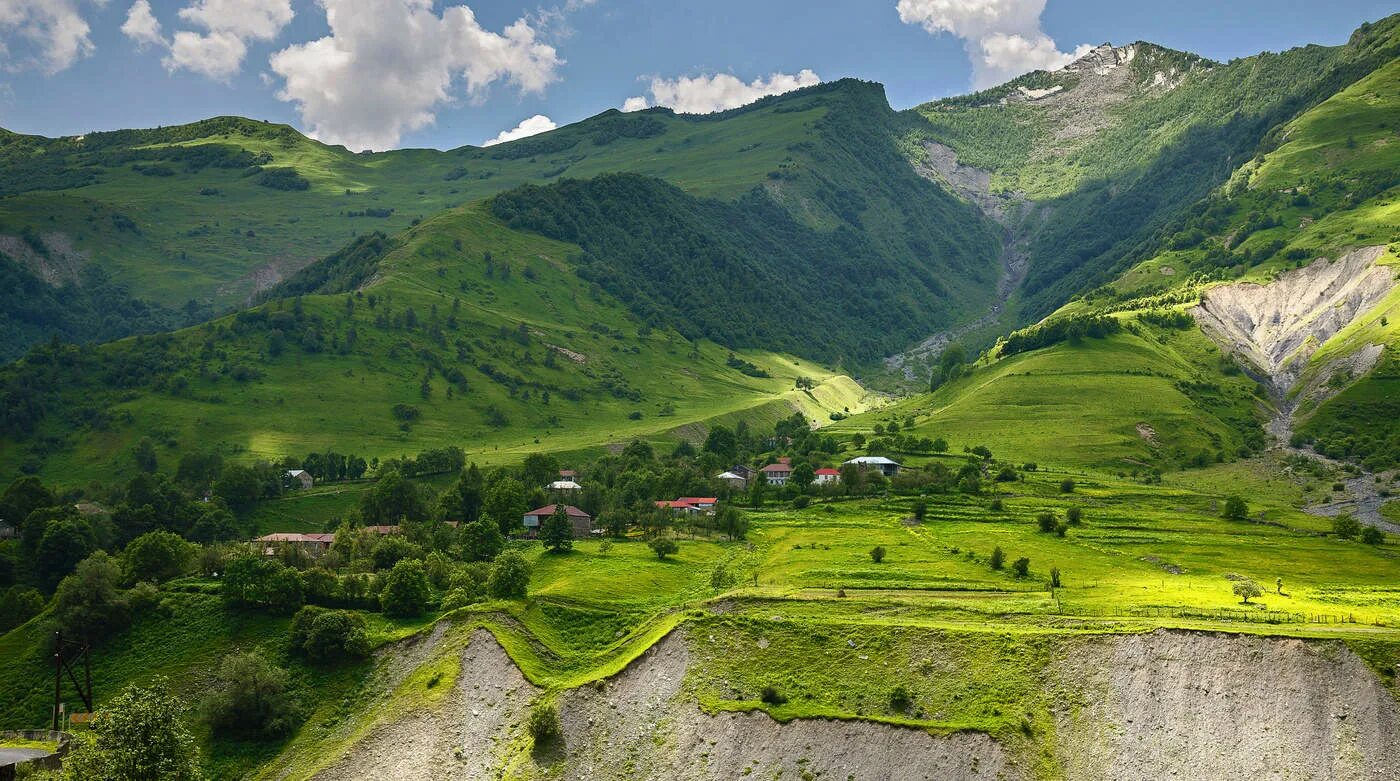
[1063, 605, 1368, 625]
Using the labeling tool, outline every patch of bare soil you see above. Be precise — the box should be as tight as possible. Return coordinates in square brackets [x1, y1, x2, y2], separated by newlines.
[0, 232, 88, 284]
[1052, 629, 1400, 781]
[310, 628, 538, 781]
[554, 630, 1024, 781]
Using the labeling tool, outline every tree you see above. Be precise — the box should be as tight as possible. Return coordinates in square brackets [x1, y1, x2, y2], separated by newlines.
[213, 465, 264, 515]
[0, 476, 55, 530]
[1333, 514, 1362, 540]
[438, 463, 485, 522]
[648, 537, 679, 560]
[371, 535, 420, 570]
[1065, 506, 1083, 525]
[1059, 478, 1076, 493]
[37, 518, 96, 590]
[201, 651, 298, 739]
[121, 531, 197, 584]
[791, 463, 815, 492]
[1361, 526, 1385, 545]
[1232, 578, 1263, 604]
[989, 546, 1005, 570]
[747, 475, 768, 507]
[911, 499, 928, 523]
[52, 552, 130, 643]
[703, 426, 738, 462]
[540, 505, 574, 552]
[360, 470, 429, 524]
[299, 609, 371, 661]
[460, 519, 505, 562]
[1222, 495, 1249, 521]
[188, 505, 242, 544]
[132, 437, 158, 474]
[380, 559, 431, 617]
[0, 586, 44, 632]
[1036, 512, 1057, 533]
[1012, 557, 1030, 577]
[716, 505, 749, 541]
[488, 550, 531, 599]
[485, 477, 527, 536]
[521, 453, 561, 489]
[870, 545, 887, 563]
[61, 676, 203, 781]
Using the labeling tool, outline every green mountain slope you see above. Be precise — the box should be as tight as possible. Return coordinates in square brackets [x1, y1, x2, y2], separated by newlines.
[910, 16, 1400, 323]
[0, 80, 999, 361]
[0, 203, 879, 485]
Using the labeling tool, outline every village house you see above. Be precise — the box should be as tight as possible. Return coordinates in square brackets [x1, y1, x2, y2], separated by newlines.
[716, 471, 747, 489]
[286, 469, 314, 490]
[761, 457, 793, 486]
[843, 456, 902, 477]
[655, 500, 703, 516]
[255, 532, 334, 557]
[728, 465, 756, 483]
[656, 497, 718, 516]
[813, 467, 841, 485]
[523, 504, 593, 538]
[548, 479, 583, 492]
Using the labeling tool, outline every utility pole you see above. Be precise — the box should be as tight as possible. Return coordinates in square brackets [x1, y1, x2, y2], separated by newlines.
[52, 631, 94, 730]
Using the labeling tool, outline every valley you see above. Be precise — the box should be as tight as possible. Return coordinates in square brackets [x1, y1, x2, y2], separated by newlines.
[1, 9, 1400, 781]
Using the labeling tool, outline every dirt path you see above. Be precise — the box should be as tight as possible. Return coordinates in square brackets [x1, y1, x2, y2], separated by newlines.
[887, 142, 1030, 379]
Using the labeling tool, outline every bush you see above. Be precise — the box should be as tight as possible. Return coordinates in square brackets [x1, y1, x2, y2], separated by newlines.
[460, 520, 504, 562]
[488, 550, 531, 599]
[372, 536, 422, 570]
[1361, 526, 1385, 545]
[1222, 495, 1248, 521]
[256, 167, 310, 191]
[870, 545, 886, 563]
[1036, 512, 1056, 532]
[0, 586, 44, 632]
[792, 495, 811, 509]
[1065, 506, 1083, 525]
[306, 610, 371, 660]
[889, 685, 911, 713]
[526, 702, 561, 746]
[988, 498, 1004, 512]
[1012, 557, 1030, 577]
[61, 676, 202, 780]
[989, 546, 1005, 570]
[201, 651, 299, 739]
[379, 559, 431, 617]
[1332, 514, 1362, 540]
[760, 686, 787, 705]
[121, 531, 197, 584]
[1059, 479, 1076, 493]
[648, 537, 679, 560]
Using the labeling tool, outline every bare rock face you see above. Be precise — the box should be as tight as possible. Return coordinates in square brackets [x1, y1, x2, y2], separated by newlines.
[1192, 247, 1393, 395]
[1052, 630, 1400, 781]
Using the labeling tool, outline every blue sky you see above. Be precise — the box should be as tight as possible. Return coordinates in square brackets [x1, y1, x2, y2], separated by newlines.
[0, 0, 1395, 150]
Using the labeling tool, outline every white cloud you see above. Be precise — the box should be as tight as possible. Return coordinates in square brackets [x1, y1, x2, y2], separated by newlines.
[121, 0, 163, 50]
[270, 0, 562, 152]
[483, 113, 556, 146]
[895, 0, 1088, 88]
[0, 0, 100, 74]
[629, 69, 820, 115]
[120, 0, 294, 81]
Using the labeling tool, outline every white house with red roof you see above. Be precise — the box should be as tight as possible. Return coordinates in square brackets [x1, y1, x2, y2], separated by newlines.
[813, 467, 841, 485]
[761, 457, 793, 485]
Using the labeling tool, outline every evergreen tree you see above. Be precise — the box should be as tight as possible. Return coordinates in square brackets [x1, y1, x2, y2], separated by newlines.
[540, 505, 574, 552]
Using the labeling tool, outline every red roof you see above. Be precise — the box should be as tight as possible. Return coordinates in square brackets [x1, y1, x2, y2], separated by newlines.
[526, 504, 591, 518]
[761, 463, 792, 472]
[559, 469, 576, 477]
[677, 497, 717, 505]
[814, 468, 840, 476]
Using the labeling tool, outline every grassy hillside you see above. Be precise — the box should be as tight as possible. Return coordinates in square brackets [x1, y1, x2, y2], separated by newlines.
[0, 203, 884, 487]
[0, 80, 999, 361]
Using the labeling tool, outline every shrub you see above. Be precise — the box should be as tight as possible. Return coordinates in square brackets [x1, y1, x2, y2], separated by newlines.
[256, 167, 311, 191]
[0, 586, 44, 632]
[760, 686, 787, 705]
[460, 520, 505, 562]
[121, 531, 197, 584]
[380, 559, 431, 617]
[889, 685, 911, 713]
[488, 550, 531, 599]
[989, 546, 1005, 570]
[995, 466, 1018, 482]
[649, 537, 679, 560]
[1049, 568, 1062, 588]
[1361, 526, 1385, 545]
[304, 610, 371, 660]
[911, 500, 927, 522]
[372, 536, 421, 570]
[527, 702, 561, 746]
[870, 545, 886, 563]
[792, 495, 810, 509]
[988, 498, 1004, 512]
[201, 651, 299, 739]
[1059, 479, 1076, 493]
[1036, 512, 1056, 533]
[1065, 506, 1082, 524]
[1222, 495, 1249, 521]
[1012, 557, 1030, 577]
[61, 676, 202, 781]
[1332, 514, 1362, 540]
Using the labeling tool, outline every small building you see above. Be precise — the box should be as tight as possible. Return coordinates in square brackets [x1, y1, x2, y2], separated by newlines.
[729, 465, 756, 482]
[548, 479, 583, 492]
[813, 467, 841, 485]
[677, 497, 717, 510]
[363, 524, 401, 536]
[0, 522, 15, 540]
[716, 471, 747, 489]
[843, 456, 902, 477]
[286, 469, 314, 490]
[761, 461, 792, 486]
[255, 532, 334, 556]
[655, 500, 703, 516]
[523, 504, 593, 538]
